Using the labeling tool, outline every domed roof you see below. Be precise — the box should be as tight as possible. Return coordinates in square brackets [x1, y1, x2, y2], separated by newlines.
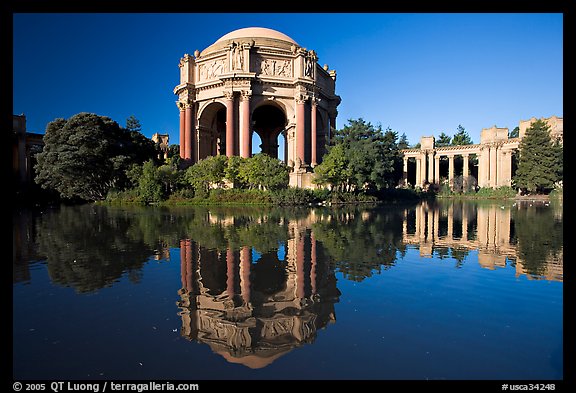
[215, 27, 298, 45]
[200, 27, 298, 56]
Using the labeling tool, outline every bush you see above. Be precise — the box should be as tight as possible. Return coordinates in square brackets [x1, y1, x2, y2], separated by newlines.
[270, 187, 317, 205]
[103, 188, 141, 205]
[475, 186, 516, 199]
[208, 189, 272, 204]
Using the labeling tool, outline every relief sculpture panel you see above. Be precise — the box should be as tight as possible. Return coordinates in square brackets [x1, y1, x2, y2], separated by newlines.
[256, 56, 292, 78]
[199, 58, 227, 81]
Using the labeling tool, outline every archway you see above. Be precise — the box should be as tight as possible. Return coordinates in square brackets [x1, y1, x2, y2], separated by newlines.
[251, 104, 287, 161]
[197, 102, 226, 159]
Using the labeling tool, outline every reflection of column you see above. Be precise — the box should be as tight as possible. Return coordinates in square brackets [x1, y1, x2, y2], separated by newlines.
[240, 246, 251, 304]
[462, 207, 468, 241]
[296, 233, 305, 299]
[487, 205, 496, 250]
[447, 204, 454, 240]
[433, 207, 439, 241]
[310, 232, 317, 295]
[428, 151, 434, 184]
[417, 204, 425, 240]
[426, 207, 433, 242]
[403, 157, 408, 186]
[402, 209, 408, 237]
[477, 206, 488, 248]
[311, 100, 318, 166]
[180, 239, 193, 292]
[497, 207, 511, 248]
[434, 155, 440, 184]
[239, 92, 251, 158]
[226, 248, 235, 298]
[448, 155, 454, 189]
[225, 92, 235, 157]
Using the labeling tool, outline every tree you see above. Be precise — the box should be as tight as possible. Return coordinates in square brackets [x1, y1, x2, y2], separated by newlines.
[514, 119, 563, 194]
[35, 112, 156, 201]
[436, 132, 452, 147]
[509, 126, 520, 138]
[397, 133, 410, 150]
[138, 160, 163, 203]
[314, 119, 399, 192]
[126, 115, 142, 133]
[185, 155, 228, 196]
[451, 125, 473, 145]
[238, 153, 289, 190]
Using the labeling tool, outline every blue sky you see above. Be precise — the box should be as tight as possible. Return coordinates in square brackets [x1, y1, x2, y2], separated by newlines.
[13, 13, 563, 147]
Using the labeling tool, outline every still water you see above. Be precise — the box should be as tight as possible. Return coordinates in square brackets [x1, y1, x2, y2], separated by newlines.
[13, 200, 563, 380]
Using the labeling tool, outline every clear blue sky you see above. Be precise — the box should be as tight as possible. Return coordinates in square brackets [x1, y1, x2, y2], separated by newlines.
[13, 13, 563, 147]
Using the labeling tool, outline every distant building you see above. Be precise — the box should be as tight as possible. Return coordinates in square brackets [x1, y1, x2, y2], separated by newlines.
[12, 114, 44, 189]
[519, 115, 563, 143]
[152, 132, 169, 160]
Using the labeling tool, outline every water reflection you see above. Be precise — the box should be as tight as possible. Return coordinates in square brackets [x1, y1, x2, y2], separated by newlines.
[12, 200, 563, 373]
[176, 228, 340, 368]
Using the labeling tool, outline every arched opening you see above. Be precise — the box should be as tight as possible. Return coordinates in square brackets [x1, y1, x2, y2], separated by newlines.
[198, 102, 227, 159]
[251, 104, 287, 162]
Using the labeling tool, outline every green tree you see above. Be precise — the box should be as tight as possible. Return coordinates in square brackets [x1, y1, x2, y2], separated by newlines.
[397, 133, 410, 150]
[514, 119, 563, 194]
[126, 115, 142, 133]
[225, 155, 246, 188]
[35, 112, 156, 201]
[238, 153, 289, 190]
[138, 160, 163, 203]
[436, 132, 452, 147]
[509, 126, 520, 138]
[314, 119, 399, 192]
[451, 125, 473, 145]
[185, 155, 228, 196]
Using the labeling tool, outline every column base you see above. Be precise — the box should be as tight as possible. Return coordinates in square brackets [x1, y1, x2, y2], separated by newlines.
[289, 170, 316, 189]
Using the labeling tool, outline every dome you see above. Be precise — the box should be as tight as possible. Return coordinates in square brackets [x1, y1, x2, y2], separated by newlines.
[200, 27, 298, 56]
[215, 27, 298, 45]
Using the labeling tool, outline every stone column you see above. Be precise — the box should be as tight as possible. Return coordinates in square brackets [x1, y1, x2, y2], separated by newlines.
[225, 92, 235, 157]
[434, 155, 440, 184]
[296, 95, 306, 165]
[239, 91, 251, 158]
[184, 103, 193, 161]
[178, 104, 186, 159]
[462, 153, 469, 192]
[478, 146, 489, 188]
[496, 144, 502, 187]
[489, 144, 497, 188]
[240, 246, 251, 305]
[403, 157, 408, 186]
[500, 150, 512, 187]
[311, 99, 318, 166]
[415, 157, 421, 187]
[428, 151, 434, 184]
[448, 155, 455, 189]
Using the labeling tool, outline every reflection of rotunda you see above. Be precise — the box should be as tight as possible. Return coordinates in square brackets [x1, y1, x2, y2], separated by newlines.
[174, 27, 341, 187]
[177, 230, 340, 368]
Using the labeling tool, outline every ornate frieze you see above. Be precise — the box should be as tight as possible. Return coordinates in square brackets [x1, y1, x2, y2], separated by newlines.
[253, 55, 292, 78]
[198, 58, 227, 81]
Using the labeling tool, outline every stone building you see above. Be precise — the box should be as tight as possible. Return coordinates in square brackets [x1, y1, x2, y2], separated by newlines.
[151, 132, 169, 160]
[12, 114, 44, 189]
[174, 27, 341, 188]
[401, 116, 563, 190]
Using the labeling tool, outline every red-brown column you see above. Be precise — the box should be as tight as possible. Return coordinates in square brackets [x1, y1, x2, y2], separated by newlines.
[226, 248, 235, 298]
[240, 93, 251, 158]
[225, 93, 235, 157]
[311, 101, 317, 166]
[179, 106, 186, 159]
[296, 98, 306, 165]
[184, 105, 193, 161]
[180, 239, 187, 290]
[240, 246, 251, 304]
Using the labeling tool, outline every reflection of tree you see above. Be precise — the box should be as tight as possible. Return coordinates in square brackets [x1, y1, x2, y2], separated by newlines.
[35, 205, 156, 293]
[511, 203, 563, 277]
[312, 205, 407, 281]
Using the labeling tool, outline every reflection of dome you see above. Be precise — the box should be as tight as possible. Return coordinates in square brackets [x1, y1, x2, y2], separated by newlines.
[201, 27, 298, 55]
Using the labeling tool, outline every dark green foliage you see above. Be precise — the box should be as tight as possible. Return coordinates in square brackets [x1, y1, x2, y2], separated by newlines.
[314, 119, 401, 192]
[509, 126, 520, 138]
[514, 120, 563, 194]
[137, 160, 163, 204]
[35, 112, 156, 201]
[451, 125, 473, 145]
[270, 187, 317, 205]
[238, 153, 289, 190]
[436, 132, 452, 147]
[185, 155, 228, 195]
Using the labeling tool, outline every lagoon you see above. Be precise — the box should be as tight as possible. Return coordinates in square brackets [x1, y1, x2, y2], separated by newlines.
[13, 200, 563, 380]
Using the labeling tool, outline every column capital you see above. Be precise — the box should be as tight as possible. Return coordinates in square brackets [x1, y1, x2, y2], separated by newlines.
[223, 90, 234, 101]
[240, 90, 252, 101]
[295, 93, 308, 105]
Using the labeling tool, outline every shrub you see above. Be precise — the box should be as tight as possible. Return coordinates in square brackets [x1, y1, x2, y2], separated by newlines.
[270, 187, 317, 205]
